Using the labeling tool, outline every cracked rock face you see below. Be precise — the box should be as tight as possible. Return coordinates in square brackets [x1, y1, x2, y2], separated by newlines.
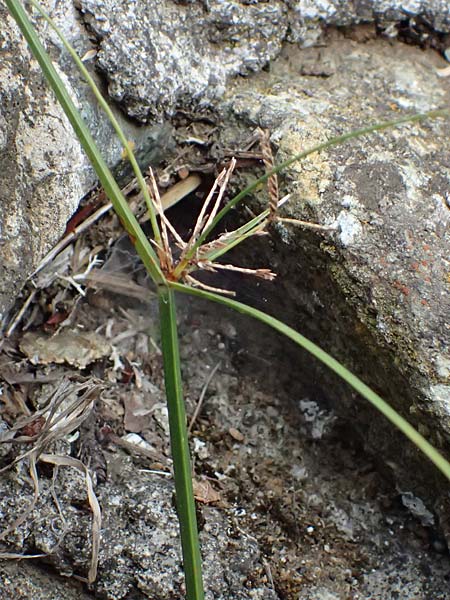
[214, 31, 450, 527]
[78, 0, 289, 122]
[0, 0, 449, 495]
[0, 3, 86, 317]
[78, 0, 450, 123]
[1, 0, 450, 596]
[0, 0, 170, 319]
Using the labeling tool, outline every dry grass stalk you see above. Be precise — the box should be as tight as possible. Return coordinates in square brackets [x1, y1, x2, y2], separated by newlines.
[184, 274, 237, 296]
[82, 270, 154, 302]
[147, 168, 174, 273]
[188, 360, 221, 434]
[40, 453, 101, 584]
[0, 381, 96, 456]
[198, 217, 268, 258]
[273, 194, 336, 232]
[178, 159, 237, 267]
[0, 380, 101, 581]
[145, 158, 275, 293]
[200, 262, 276, 281]
[277, 217, 337, 231]
[30, 202, 113, 279]
[5, 290, 37, 338]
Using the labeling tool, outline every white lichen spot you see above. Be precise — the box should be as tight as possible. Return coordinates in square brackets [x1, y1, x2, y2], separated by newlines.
[376, 314, 387, 333]
[399, 162, 429, 206]
[336, 211, 363, 246]
[290, 0, 337, 20]
[435, 356, 450, 379]
[291, 464, 308, 481]
[273, 220, 294, 244]
[341, 194, 354, 209]
[298, 398, 335, 440]
[428, 384, 450, 420]
[193, 438, 209, 460]
[366, 149, 396, 164]
[0, 113, 8, 151]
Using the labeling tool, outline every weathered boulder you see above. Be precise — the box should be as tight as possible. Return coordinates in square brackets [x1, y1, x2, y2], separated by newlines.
[0, 0, 170, 320]
[1, 0, 450, 593]
[77, 0, 450, 123]
[72, 1, 450, 539]
[0, 444, 267, 599]
[213, 32, 450, 528]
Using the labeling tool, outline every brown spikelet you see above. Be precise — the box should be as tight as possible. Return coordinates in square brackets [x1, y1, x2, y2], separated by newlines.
[258, 128, 278, 220]
[200, 262, 276, 281]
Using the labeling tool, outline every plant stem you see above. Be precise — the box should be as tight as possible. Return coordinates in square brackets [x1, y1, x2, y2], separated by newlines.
[158, 285, 204, 600]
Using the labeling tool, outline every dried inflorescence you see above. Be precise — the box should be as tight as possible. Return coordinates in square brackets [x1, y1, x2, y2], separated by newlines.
[147, 159, 276, 296]
[145, 131, 334, 296]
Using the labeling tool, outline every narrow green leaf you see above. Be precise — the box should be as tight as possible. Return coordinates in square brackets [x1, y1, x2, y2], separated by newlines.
[7, 3, 205, 595]
[174, 209, 270, 280]
[170, 281, 450, 482]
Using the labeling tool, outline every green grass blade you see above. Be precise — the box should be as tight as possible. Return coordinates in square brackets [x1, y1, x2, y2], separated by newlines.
[5, 0, 164, 285]
[170, 281, 450, 482]
[201, 209, 270, 263]
[27, 0, 162, 247]
[158, 286, 204, 600]
[188, 108, 450, 258]
[197, 222, 265, 266]
[8, 3, 204, 593]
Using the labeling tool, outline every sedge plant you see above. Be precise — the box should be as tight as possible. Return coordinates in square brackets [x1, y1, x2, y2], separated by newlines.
[5, 1, 450, 598]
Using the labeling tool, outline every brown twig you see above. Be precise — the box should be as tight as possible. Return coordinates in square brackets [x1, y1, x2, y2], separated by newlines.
[147, 168, 174, 273]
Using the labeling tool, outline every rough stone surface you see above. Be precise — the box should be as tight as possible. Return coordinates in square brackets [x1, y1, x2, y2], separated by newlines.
[1, 295, 450, 598]
[286, 0, 450, 37]
[0, 1, 170, 320]
[0, 561, 93, 600]
[78, 0, 450, 123]
[1, 0, 449, 317]
[79, 0, 288, 122]
[213, 31, 450, 525]
[0, 446, 267, 599]
[2, 2, 450, 595]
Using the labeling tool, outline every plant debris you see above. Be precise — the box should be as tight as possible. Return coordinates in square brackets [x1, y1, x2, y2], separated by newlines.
[19, 330, 111, 368]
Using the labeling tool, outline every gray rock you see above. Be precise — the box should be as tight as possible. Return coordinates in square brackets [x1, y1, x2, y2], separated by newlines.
[216, 32, 450, 525]
[78, 0, 288, 122]
[0, 450, 268, 599]
[0, 1, 170, 320]
[78, 0, 450, 123]
[0, 560, 93, 600]
[2, 1, 450, 591]
[287, 0, 450, 43]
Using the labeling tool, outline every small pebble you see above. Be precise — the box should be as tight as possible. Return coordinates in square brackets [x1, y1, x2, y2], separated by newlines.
[228, 427, 244, 442]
